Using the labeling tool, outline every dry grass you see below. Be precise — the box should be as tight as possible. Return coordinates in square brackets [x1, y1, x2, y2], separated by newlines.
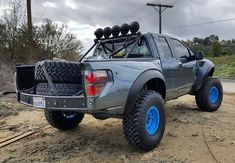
[0, 63, 14, 92]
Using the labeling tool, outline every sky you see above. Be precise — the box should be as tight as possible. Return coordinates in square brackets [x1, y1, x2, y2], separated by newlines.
[1, 0, 235, 51]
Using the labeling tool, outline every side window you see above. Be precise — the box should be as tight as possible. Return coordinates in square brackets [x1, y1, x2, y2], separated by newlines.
[170, 39, 190, 59]
[154, 37, 173, 60]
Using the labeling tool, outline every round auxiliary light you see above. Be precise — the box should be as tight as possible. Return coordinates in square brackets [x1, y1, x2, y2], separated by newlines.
[94, 28, 103, 39]
[120, 23, 130, 36]
[112, 25, 120, 37]
[103, 27, 112, 38]
[130, 21, 140, 34]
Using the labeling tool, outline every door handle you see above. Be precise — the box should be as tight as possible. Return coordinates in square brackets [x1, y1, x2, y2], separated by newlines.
[178, 64, 184, 69]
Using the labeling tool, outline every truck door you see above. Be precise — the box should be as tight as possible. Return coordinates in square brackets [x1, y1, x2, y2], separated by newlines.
[153, 36, 179, 100]
[168, 38, 195, 96]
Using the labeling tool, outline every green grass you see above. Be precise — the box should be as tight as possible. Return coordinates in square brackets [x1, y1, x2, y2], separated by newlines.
[206, 56, 235, 78]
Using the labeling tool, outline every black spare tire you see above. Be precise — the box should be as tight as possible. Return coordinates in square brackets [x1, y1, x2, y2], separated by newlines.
[35, 60, 82, 84]
[36, 83, 82, 96]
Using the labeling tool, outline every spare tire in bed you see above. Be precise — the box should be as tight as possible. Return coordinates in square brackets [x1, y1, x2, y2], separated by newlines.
[35, 60, 82, 84]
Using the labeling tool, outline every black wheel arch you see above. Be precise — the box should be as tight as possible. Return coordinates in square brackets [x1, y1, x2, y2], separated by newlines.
[124, 69, 166, 115]
[192, 59, 215, 92]
[208, 67, 215, 77]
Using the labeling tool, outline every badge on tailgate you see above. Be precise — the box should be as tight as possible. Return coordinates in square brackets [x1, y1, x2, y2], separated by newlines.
[33, 97, 46, 108]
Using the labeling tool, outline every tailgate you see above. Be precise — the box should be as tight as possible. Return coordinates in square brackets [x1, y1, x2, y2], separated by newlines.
[15, 65, 35, 92]
[15, 64, 87, 111]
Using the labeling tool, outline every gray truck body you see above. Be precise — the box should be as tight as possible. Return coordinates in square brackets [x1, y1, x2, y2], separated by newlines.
[15, 33, 214, 118]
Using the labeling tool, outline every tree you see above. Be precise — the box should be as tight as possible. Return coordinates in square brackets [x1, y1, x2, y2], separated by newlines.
[12, 19, 84, 63]
[0, 0, 25, 63]
[35, 19, 83, 61]
[193, 37, 204, 44]
[208, 35, 219, 42]
[0, 24, 7, 58]
[212, 41, 222, 57]
[0, 0, 83, 63]
[203, 37, 211, 46]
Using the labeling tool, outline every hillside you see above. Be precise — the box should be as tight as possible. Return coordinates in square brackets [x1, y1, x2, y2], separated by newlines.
[206, 56, 235, 78]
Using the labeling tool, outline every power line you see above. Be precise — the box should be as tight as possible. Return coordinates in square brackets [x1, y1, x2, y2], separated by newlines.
[169, 17, 235, 30]
[118, 5, 148, 21]
[118, 0, 156, 22]
[116, 0, 187, 25]
[172, 0, 194, 6]
[36, 7, 49, 23]
[115, 0, 235, 34]
[125, 1, 235, 31]
[125, 9, 152, 21]
[35, 0, 55, 23]
[118, 0, 196, 25]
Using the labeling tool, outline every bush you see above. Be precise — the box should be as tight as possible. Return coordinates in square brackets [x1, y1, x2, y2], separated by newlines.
[212, 42, 222, 57]
[0, 63, 14, 92]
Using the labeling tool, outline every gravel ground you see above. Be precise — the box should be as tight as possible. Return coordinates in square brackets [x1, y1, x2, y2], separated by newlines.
[0, 93, 235, 163]
[221, 79, 235, 93]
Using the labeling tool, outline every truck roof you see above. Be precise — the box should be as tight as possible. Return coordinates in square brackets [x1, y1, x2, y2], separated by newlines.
[145, 32, 179, 40]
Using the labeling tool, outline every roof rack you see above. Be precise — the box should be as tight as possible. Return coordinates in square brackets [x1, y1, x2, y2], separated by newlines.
[94, 21, 141, 41]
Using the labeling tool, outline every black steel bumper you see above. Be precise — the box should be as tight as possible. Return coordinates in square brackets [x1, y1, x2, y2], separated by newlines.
[19, 92, 88, 111]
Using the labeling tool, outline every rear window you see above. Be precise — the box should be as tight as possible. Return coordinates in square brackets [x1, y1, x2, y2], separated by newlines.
[84, 36, 152, 60]
[126, 39, 152, 58]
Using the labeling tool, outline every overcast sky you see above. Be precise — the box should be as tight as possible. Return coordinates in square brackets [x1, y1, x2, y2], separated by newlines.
[1, 0, 235, 51]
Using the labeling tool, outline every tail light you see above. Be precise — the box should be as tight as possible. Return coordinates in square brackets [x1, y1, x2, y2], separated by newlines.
[84, 70, 108, 97]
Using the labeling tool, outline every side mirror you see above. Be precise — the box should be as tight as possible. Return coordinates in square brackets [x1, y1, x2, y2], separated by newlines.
[194, 51, 204, 60]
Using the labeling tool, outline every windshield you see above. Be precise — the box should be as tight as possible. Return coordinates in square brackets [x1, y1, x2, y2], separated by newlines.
[83, 36, 152, 60]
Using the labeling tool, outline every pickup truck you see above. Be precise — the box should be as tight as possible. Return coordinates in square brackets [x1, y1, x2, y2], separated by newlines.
[15, 22, 223, 151]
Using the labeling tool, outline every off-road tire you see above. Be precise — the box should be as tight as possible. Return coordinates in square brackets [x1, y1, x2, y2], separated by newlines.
[36, 83, 82, 96]
[44, 110, 84, 130]
[35, 60, 81, 84]
[123, 90, 165, 151]
[195, 77, 223, 112]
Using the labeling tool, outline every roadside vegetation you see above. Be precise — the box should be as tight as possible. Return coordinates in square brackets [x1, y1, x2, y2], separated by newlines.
[206, 56, 235, 78]
[185, 34, 235, 57]
[185, 35, 235, 78]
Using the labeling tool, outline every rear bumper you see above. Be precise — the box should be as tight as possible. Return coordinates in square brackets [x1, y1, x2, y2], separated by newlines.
[18, 92, 123, 116]
[15, 64, 124, 115]
[19, 92, 88, 111]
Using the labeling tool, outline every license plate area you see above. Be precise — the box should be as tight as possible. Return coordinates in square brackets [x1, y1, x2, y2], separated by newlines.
[33, 97, 46, 108]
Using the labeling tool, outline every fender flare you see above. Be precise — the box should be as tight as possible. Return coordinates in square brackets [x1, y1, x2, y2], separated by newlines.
[124, 70, 165, 115]
[205, 66, 215, 78]
[193, 60, 215, 91]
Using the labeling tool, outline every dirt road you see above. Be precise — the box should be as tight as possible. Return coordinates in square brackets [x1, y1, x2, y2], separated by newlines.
[221, 79, 235, 93]
[0, 93, 235, 163]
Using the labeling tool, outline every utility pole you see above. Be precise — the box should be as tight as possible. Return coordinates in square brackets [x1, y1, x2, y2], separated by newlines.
[147, 2, 173, 34]
[27, 0, 33, 55]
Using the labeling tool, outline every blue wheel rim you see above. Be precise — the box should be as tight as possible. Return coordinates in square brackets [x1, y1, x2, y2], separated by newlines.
[145, 106, 160, 136]
[209, 86, 219, 104]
